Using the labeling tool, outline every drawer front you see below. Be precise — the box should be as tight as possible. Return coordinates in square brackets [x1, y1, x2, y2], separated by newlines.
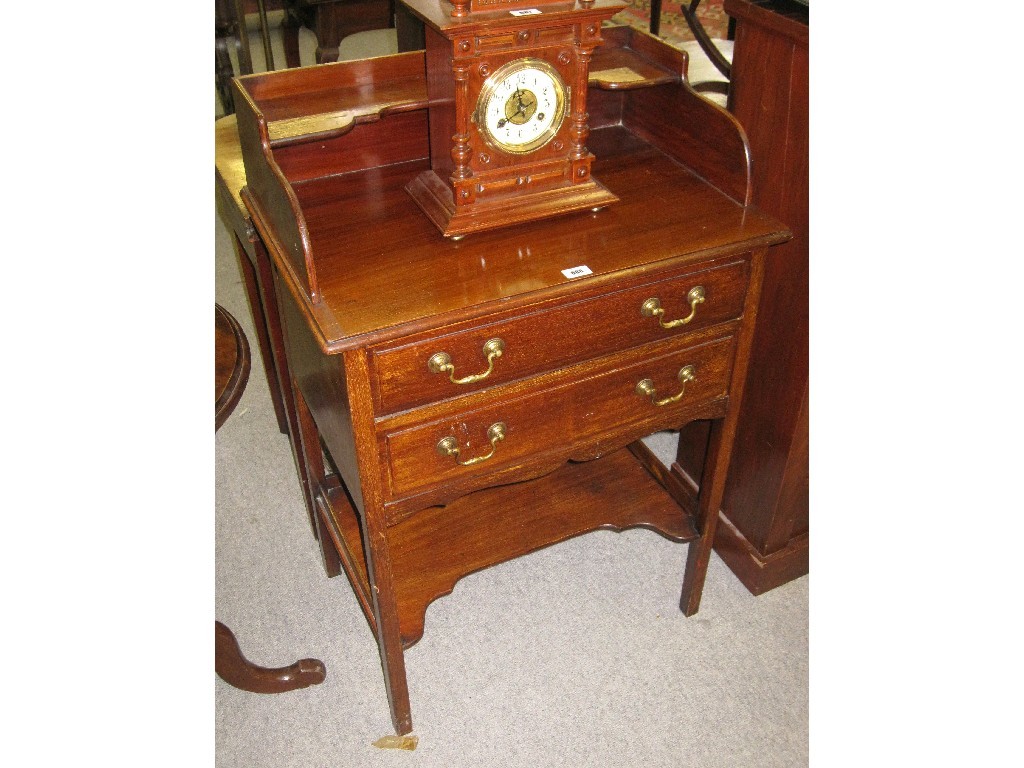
[381, 334, 736, 501]
[369, 259, 749, 415]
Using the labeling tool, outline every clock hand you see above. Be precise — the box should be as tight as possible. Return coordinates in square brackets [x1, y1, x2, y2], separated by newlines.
[514, 86, 526, 111]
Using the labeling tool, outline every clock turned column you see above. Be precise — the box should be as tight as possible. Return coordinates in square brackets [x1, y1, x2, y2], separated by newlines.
[568, 28, 597, 185]
[450, 57, 475, 204]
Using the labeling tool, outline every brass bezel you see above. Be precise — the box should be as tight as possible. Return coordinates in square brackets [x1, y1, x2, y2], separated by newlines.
[473, 58, 569, 155]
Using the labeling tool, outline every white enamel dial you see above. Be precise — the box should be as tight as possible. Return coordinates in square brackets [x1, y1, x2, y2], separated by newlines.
[475, 58, 567, 154]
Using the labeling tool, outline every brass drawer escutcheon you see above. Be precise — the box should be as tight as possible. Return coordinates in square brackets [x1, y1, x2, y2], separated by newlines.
[427, 338, 505, 385]
[436, 422, 507, 466]
[635, 365, 697, 407]
[641, 286, 706, 329]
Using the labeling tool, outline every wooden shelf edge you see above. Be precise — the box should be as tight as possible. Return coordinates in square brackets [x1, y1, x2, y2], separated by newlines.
[388, 445, 698, 648]
[592, 24, 685, 89]
[590, 30, 682, 89]
[268, 99, 430, 146]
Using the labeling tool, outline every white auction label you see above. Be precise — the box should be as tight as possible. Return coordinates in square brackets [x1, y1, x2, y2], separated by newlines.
[561, 265, 593, 279]
[510, 9, 542, 16]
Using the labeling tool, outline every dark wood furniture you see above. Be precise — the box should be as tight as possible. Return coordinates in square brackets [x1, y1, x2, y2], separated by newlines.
[216, 113, 325, 537]
[216, 117, 291, 438]
[217, 0, 284, 114]
[680, 1, 733, 81]
[649, 0, 735, 43]
[401, 0, 624, 237]
[674, 0, 808, 594]
[284, 0, 396, 64]
[215, 304, 252, 429]
[214, 304, 327, 694]
[230, 24, 789, 734]
[215, 621, 326, 693]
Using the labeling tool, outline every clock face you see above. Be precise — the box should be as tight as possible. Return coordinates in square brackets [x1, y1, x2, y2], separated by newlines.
[475, 58, 568, 155]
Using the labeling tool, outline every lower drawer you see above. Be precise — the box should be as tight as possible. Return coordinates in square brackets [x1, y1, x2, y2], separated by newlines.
[380, 333, 737, 501]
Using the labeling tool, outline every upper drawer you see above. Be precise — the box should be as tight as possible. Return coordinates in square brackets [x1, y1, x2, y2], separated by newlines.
[369, 258, 749, 415]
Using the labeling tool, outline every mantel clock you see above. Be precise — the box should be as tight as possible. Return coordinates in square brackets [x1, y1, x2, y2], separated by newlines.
[401, 0, 626, 237]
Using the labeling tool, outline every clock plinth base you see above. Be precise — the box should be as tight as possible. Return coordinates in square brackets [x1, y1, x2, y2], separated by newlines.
[406, 169, 619, 238]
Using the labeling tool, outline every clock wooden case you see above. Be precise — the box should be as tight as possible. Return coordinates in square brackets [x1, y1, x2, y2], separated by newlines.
[401, 0, 626, 237]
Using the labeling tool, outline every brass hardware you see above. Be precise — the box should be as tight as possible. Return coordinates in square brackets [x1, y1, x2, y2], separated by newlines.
[635, 365, 696, 407]
[436, 422, 507, 466]
[428, 338, 505, 385]
[640, 286, 706, 329]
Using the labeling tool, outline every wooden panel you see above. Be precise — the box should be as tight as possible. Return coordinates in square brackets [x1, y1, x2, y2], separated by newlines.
[237, 50, 426, 109]
[591, 25, 684, 88]
[675, 0, 809, 593]
[275, 269, 364, 504]
[235, 89, 315, 299]
[600, 25, 751, 206]
[424, 25, 456, 183]
[623, 82, 752, 206]
[275, 111, 429, 182]
[720, 0, 808, 553]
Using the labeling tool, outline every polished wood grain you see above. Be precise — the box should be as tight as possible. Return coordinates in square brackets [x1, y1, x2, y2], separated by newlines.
[400, 0, 625, 236]
[233, 27, 758, 310]
[368, 257, 749, 415]
[589, 28, 682, 90]
[232, 35, 790, 734]
[215, 621, 326, 693]
[217, 114, 323, 534]
[255, 137, 780, 351]
[381, 333, 736, 501]
[675, 0, 808, 594]
[216, 115, 287, 437]
[590, 26, 751, 205]
[234, 53, 430, 302]
[215, 305, 251, 430]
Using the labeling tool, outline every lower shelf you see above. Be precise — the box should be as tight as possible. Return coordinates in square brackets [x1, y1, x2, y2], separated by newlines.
[317, 443, 698, 648]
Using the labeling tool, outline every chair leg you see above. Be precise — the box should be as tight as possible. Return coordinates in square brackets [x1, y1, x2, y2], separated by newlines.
[215, 621, 326, 694]
[649, 0, 663, 36]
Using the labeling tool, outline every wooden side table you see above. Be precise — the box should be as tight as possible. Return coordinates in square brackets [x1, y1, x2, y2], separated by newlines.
[215, 303, 327, 693]
[215, 304, 251, 429]
[230, 30, 791, 734]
